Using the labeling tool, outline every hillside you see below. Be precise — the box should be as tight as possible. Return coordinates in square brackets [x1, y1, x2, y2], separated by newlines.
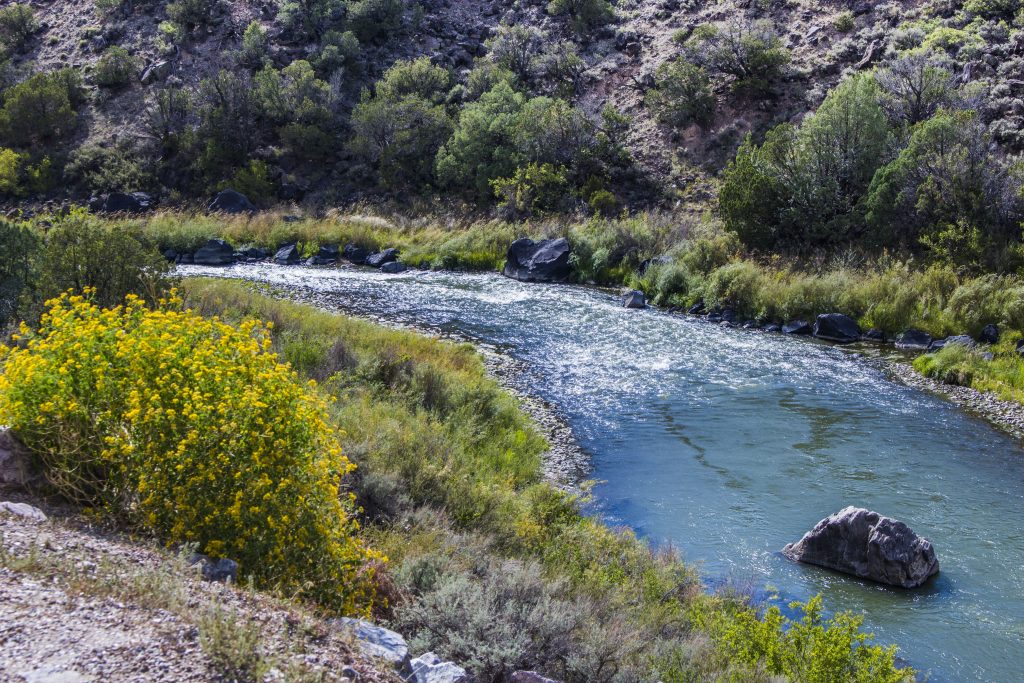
[1, 0, 1022, 214]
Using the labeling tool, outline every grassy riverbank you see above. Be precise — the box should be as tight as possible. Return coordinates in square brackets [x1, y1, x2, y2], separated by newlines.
[179, 278, 913, 682]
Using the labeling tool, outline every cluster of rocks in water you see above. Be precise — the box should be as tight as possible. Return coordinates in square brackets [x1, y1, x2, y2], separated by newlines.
[169, 236, 413, 274]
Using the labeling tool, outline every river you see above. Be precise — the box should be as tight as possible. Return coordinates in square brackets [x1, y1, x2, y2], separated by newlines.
[181, 263, 1024, 681]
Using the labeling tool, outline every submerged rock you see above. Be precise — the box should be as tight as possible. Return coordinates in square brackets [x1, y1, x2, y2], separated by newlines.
[208, 189, 256, 214]
[503, 238, 571, 283]
[782, 506, 939, 588]
[813, 313, 861, 344]
[623, 290, 646, 309]
[782, 319, 812, 335]
[193, 239, 235, 266]
[366, 248, 399, 268]
[380, 261, 408, 274]
[895, 329, 932, 350]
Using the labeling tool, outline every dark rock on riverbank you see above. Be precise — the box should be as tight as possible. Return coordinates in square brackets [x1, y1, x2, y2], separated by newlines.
[687, 301, 705, 315]
[193, 239, 234, 266]
[813, 314, 861, 344]
[381, 261, 408, 274]
[503, 238, 571, 283]
[863, 328, 885, 342]
[623, 290, 646, 308]
[274, 244, 301, 265]
[366, 248, 399, 268]
[979, 324, 1000, 344]
[238, 245, 269, 259]
[929, 335, 975, 352]
[309, 244, 339, 265]
[344, 243, 369, 264]
[94, 192, 154, 214]
[895, 329, 932, 350]
[783, 506, 939, 588]
[763, 323, 782, 333]
[783, 319, 812, 335]
[208, 189, 256, 214]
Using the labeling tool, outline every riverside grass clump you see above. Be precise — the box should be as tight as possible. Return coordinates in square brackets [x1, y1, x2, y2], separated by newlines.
[181, 278, 913, 683]
[0, 291, 380, 613]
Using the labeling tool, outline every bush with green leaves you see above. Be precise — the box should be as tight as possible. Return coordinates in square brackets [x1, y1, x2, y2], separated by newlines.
[65, 142, 155, 194]
[277, 0, 344, 40]
[686, 16, 789, 96]
[350, 58, 452, 190]
[0, 70, 84, 147]
[0, 217, 38, 327]
[315, 29, 360, 76]
[547, 0, 614, 32]
[237, 21, 269, 70]
[94, 46, 141, 87]
[345, 0, 404, 42]
[167, 0, 219, 31]
[492, 163, 570, 217]
[646, 58, 715, 128]
[255, 60, 336, 160]
[0, 4, 37, 56]
[0, 148, 51, 197]
[875, 49, 957, 125]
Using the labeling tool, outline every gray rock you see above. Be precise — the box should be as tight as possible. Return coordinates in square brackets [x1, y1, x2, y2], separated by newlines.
[813, 313, 861, 344]
[687, 301, 705, 315]
[782, 506, 939, 588]
[979, 324, 1000, 344]
[895, 329, 932, 350]
[140, 60, 172, 84]
[275, 244, 301, 265]
[334, 619, 409, 667]
[189, 554, 238, 583]
[763, 323, 782, 333]
[208, 189, 256, 214]
[862, 328, 885, 342]
[782, 319, 812, 335]
[161, 248, 178, 262]
[623, 290, 646, 309]
[407, 652, 469, 683]
[380, 261, 408, 274]
[1016, 339, 1024, 357]
[503, 238, 571, 283]
[310, 244, 340, 265]
[0, 501, 47, 522]
[0, 430, 39, 489]
[238, 245, 269, 259]
[193, 239, 235, 266]
[366, 248, 399, 268]
[343, 243, 369, 264]
[511, 673, 562, 683]
[929, 335, 975, 352]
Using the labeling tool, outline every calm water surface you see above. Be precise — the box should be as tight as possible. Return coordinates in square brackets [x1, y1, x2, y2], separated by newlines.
[183, 263, 1024, 681]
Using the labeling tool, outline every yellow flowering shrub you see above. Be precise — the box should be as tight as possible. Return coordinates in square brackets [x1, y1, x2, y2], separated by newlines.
[0, 291, 381, 613]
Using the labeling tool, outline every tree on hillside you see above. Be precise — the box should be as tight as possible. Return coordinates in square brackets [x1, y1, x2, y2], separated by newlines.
[875, 50, 958, 126]
[686, 15, 789, 96]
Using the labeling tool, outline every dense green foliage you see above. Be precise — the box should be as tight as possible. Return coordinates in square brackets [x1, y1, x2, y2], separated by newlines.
[645, 58, 715, 128]
[0, 3, 37, 56]
[683, 17, 790, 95]
[94, 46, 141, 88]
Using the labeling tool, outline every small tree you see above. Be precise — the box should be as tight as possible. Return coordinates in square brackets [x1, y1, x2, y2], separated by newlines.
[0, 70, 83, 146]
[167, 0, 219, 31]
[484, 24, 546, 81]
[345, 0, 403, 43]
[875, 49, 958, 126]
[0, 4, 37, 55]
[94, 46, 141, 87]
[547, 0, 614, 32]
[237, 21, 269, 70]
[687, 16, 789, 96]
[645, 58, 715, 128]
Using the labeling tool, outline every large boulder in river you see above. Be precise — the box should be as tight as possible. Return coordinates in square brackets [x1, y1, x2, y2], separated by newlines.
[623, 290, 646, 309]
[782, 506, 939, 588]
[813, 313, 861, 344]
[193, 239, 235, 265]
[366, 248, 399, 268]
[208, 189, 256, 214]
[503, 238, 571, 283]
[895, 329, 932, 350]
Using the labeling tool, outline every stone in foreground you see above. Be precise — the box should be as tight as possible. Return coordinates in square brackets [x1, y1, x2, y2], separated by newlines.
[0, 501, 47, 522]
[407, 652, 470, 683]
[366, 248, 399, 268]
[333, 618, 409, 667]
[503, 238, 571, 283]
[275, 244, 301, 265]
[782, 506, 939, 588]
[511, 672, 562, 683]
[813, 313, 861, 344]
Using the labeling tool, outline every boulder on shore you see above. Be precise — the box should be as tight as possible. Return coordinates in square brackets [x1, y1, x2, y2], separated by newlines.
[503, 238, 571, 283]
[207, 189, 256, 214]
[96, 192, 154, 214]
[274, 244, 301, 265]
[193, 239, 234, 266]
[813, 313, 861, 344]
[782, 319, 812, 335]
[929, 335, 975, 352]
[895, 329, 932, 350]
[862, 328, 885, 342]
[310, 244, 339, 265]
[782, 506, 939, 588]
[366, 248, 399, 268]
[380, 261, 408, 274]
[343, 243, 369, 264]
[979, 323, 1000, 344]
[623, 290, 646, 309]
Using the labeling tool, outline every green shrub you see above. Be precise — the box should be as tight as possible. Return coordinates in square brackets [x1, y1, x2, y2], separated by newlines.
[491, 163, 570, 217]
[646, 58, 715, 128]
[546, 0, 614, 32]
[0, 148, 49, 197]
[0, 4, 37, 55]
[345, 0, 403, 42]
[237, 21, 269, 70]
[833, 10, 855, 32]
[219, 160, 275, 207]
[964, 0, 1020, 18]
[167, 0, 219, 30]
[686, 18, 790, 95]
[0, 291, 382, 612]
[0, 217, 38, 326]
[316, 30, 360, 76]
[94, 46, 140, 87]
[65, 142, 155, 194]
[0, 70, 83, 146]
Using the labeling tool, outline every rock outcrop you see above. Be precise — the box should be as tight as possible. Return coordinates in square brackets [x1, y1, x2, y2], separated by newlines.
[782, 506, 939, 588]
[192, 239, 235, 266]
[274, 244, 301, 265]
[407, 652, 470, 683]
[503, 238, 571, 283]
